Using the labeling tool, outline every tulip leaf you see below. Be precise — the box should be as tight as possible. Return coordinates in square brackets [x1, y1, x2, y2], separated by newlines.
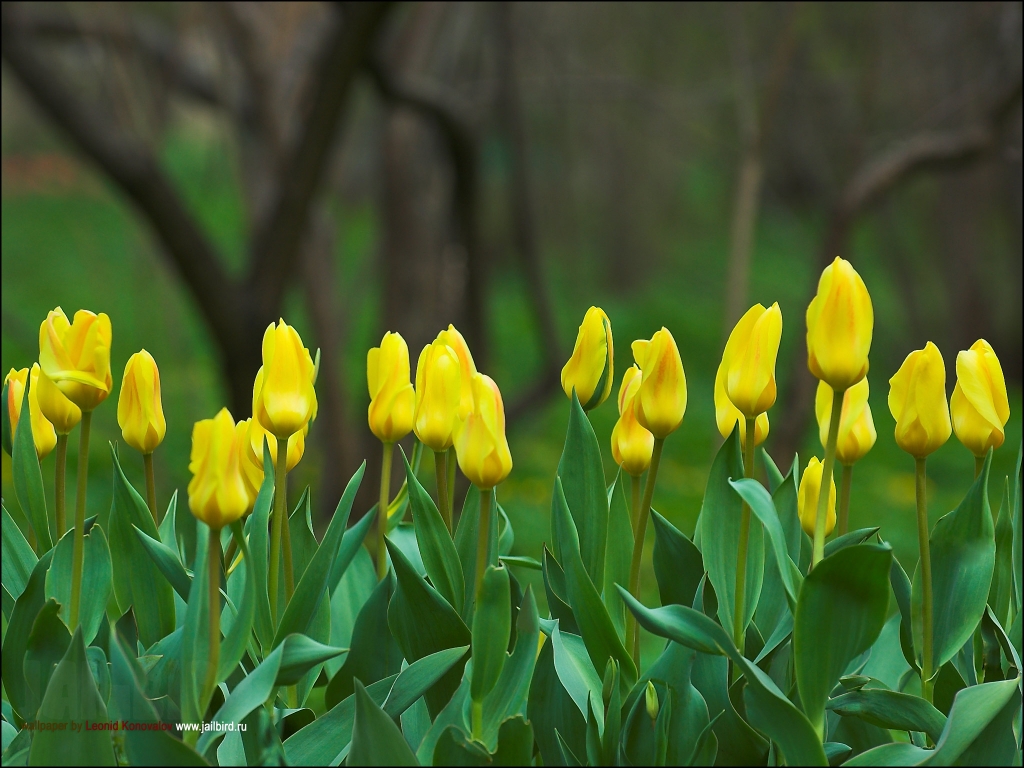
[603, 472, 634, 635]
[133, 524, 191, 601]
[1012, 443, 1022, 612]
[2, 549, 54, 722]
[762, 448, 786, 492]
[28, 627, 116, 766]
[246, 444, 275, 652]
[158, 488, 178, 548]
[454, 485, 498, 620]
[616, 585, 733, 656]
[541, 546, 579, 634]
[651, 509, 703, 609]
[401, 446, 465, 616]
[794, 543, 892, 737]
[180, 519, 212, 726]
[383, 645, 470, 718]
[385, 536, 471, 717]
[550, 621, 604, 729]
[527, 637, 587, 768]
[327, 545, 376, 677]
[826, 688, 946, 742]
[553, 477, 637, 688]
[23, 599, 71, 723]
[2, 502, 37, 601]
[12, 380, 52, 552]
[43, 522, 111, 646]
[912, 452, 996, 670]
[700, 424, 764, 642]
[554, 390, 608, 588]
[273, 461, 365, 648]
[349, 678, 420, 766]
[108, 445, 176, 648]
[433, 724, 492, 765]
[990, 479, 1013, 626]
[471, 564, 511, 703]
[824, 526, 880, 557]
[218, 521, 256, 682]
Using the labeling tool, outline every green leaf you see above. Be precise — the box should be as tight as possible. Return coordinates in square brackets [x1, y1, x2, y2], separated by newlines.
[402, 447, 465, 615]
[2, 549, 54, 722]
[415, 662, 471, 763]
[762, 448, 786, 492]
[23, 599, 71, 722]
[45, 523, 111, 645]
[616, 585, 733, 656]
[29, 628, 116, 766]
[273, 462, 365, 648]
[552, 477, 637, 688]
[550, 622, 604, 728]
[247, 445, 276, 651]
[433, 725, 492, 765]
[527, 637, 586, 766]
[827, 689, 946, 742]
[386, 536, 471, 717]
[454, 486, 498, 621]
[1011, 443, 1021, 612]
[179, 521, 212, 726]
[795, 544, 891, 736]
[541, 547, 579, 634]
[471, 564, 511, 702]
[384, 646, 470, 718]
[989, 479, 1014, 626]
[327, 545, 376, 677]
[277, 633, 347, 685]
[133, 524, 191, 601]
[553, 390, 608, 587]
[603, 471, 634, 636]
[158, 488, 178, 548]
[108, 446, 175, 647]
[890, 554, 919, 673]
[2, 502, 37, 600]
[556, 728, 585, 766]
[107, 632, 208, 766]
[493, 716, 535, 766]
[12, 379, 51, 552]
[700, 424, 764, 641]
[219, 521, 256, 682]
[481, 586, 540, 747]
[498, 555, 541, 570]
[348, 678, 419, 766]
[651, 509, 703, 608]
[844, 741, 930, 766]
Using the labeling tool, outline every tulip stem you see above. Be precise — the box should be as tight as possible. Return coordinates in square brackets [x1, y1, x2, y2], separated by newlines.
[447, 446, 457, 523]
[435, 450, 451, 532]
[812, 388, 845, 569]
[377, 442, 394, 580]
[143, 451, 159, 525]
[475, 488, 492, 604]
[838, 464, 853, 537]
[269, 443, 286, 625]
[732, 417, 757, 665]
[627, 437, 665, 668]
[54, 433, 68, 537]
[630, 473, 642, 536]
[277, 440, 295, 603]
[916, 457, 935, 705]
[69, 410, 92, 628]
[974, 455, 984, 480]
[203, 525, 222, 710]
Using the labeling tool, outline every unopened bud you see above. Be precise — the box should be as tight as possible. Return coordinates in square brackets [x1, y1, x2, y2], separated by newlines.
[645, 681, 659, 721]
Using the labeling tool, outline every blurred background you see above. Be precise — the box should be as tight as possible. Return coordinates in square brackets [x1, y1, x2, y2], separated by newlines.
[3, 2, 1022, 638]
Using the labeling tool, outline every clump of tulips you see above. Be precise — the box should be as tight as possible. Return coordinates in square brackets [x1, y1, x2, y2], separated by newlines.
[1, 255, 1018, 767]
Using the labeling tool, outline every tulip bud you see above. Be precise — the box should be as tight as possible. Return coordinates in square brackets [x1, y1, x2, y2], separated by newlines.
[453, 373, 513, 489]
[188, 408, 251, 529]
[437, 324, 477, 418]
[254, 320, 317, 439]
[35, 364, 81, 435]
[38, 307, 113, 411]
[247, 416, 304, 473]
[117, 350, 166, 455]
[815, 378, 876, 466]
[888, 342, 951, 459]
[723, 303, 783, 418]
[631, 328, 687, 439]
[5, 365, 57, 460]
[715, 365, 769, 446]
[951, 340, 1010, 458]
[806, 257, 873, 391]
[645, 681, 660, 721]
[367, 331, 416, 443]
[602, 659, 618, 706]
[561, 306, 614, 411]
[798, 456, 837, 537]
[414, 340, 462, 451]
[237, 419, 264, 506]
[611, 365, 654, 476]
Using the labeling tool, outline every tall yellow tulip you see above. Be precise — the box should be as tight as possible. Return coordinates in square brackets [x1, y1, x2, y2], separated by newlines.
[561, 306, 614, 411]
[415, 339, 462, 530]
[437, 324, 477, 418]
[798, 457, 837, 537]
[254, 320, 317, 439]
[247, 417, 304, 473]
[816, 377, 876, 536]
[724, 303, 782, 418]
[117, 350, 167, 524]
[805, 257, 873, 391]
[714, 373, 768, 446]
[611, 366, 654, 478]
[188, 408, 251, 530]
[888, 340, 950, 707]
[5, 365, 57, 460]
[35, 362, 81, 435]
[238, 419, 265, 506]
[951, 339, 1009, 469]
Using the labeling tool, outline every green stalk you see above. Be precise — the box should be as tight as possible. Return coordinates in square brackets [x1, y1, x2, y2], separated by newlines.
[916, 457, 935, 704]
[268, 439, 288, 625]
[732, 417, 757, 661]
[838, 463, 853, 537]
[69, 410, 92, 628]
[435, 449, 451, 532]
[812, 388, 845, 569]
[630, 472, 642, 536]
[471, 700, 484, 742]
[447, 445, 457, 523]
[279, 440, 294, 602]
[202, 525, 221, 708]
[377, 442, 394, 580]
[475, 488, 492, 603]
[974, 455, 984, 480]
[54, 433, 68, 537]
[627, 437, 665, 667]
[143, 451, 159, 525]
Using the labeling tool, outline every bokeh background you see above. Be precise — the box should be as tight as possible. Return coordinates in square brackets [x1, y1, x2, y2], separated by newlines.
[3, 2, 1022, 656]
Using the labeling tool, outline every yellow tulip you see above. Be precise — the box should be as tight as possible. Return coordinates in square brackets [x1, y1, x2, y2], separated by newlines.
[35, 363, 81, 434]
[367, 331, 416, 443]
[236, 419, 263, 510]
[117, 350, 166, 454]
[254, 320, 317, 439]
[454, 373, 512, 489]
[888, 342, 952, 459]
[437, 324, 477, 418]
[611, 365, 654, 476]
[816, 378, 876, 466]
[188, 408, 250, 529]
[715, 367, 769, 446]
[806, 257, 873, 391]
[561, 306, 614, 411]
[798, 456, 836, 537]
[247, 416, 304, 474]
[414, 340, 462, 451]
[631, 328, 686, 439]
[951, 340, 1010, 458]
[5, 365, 57, 460]
[723, 303, 783, 418]
[38, 307, 113, 411]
